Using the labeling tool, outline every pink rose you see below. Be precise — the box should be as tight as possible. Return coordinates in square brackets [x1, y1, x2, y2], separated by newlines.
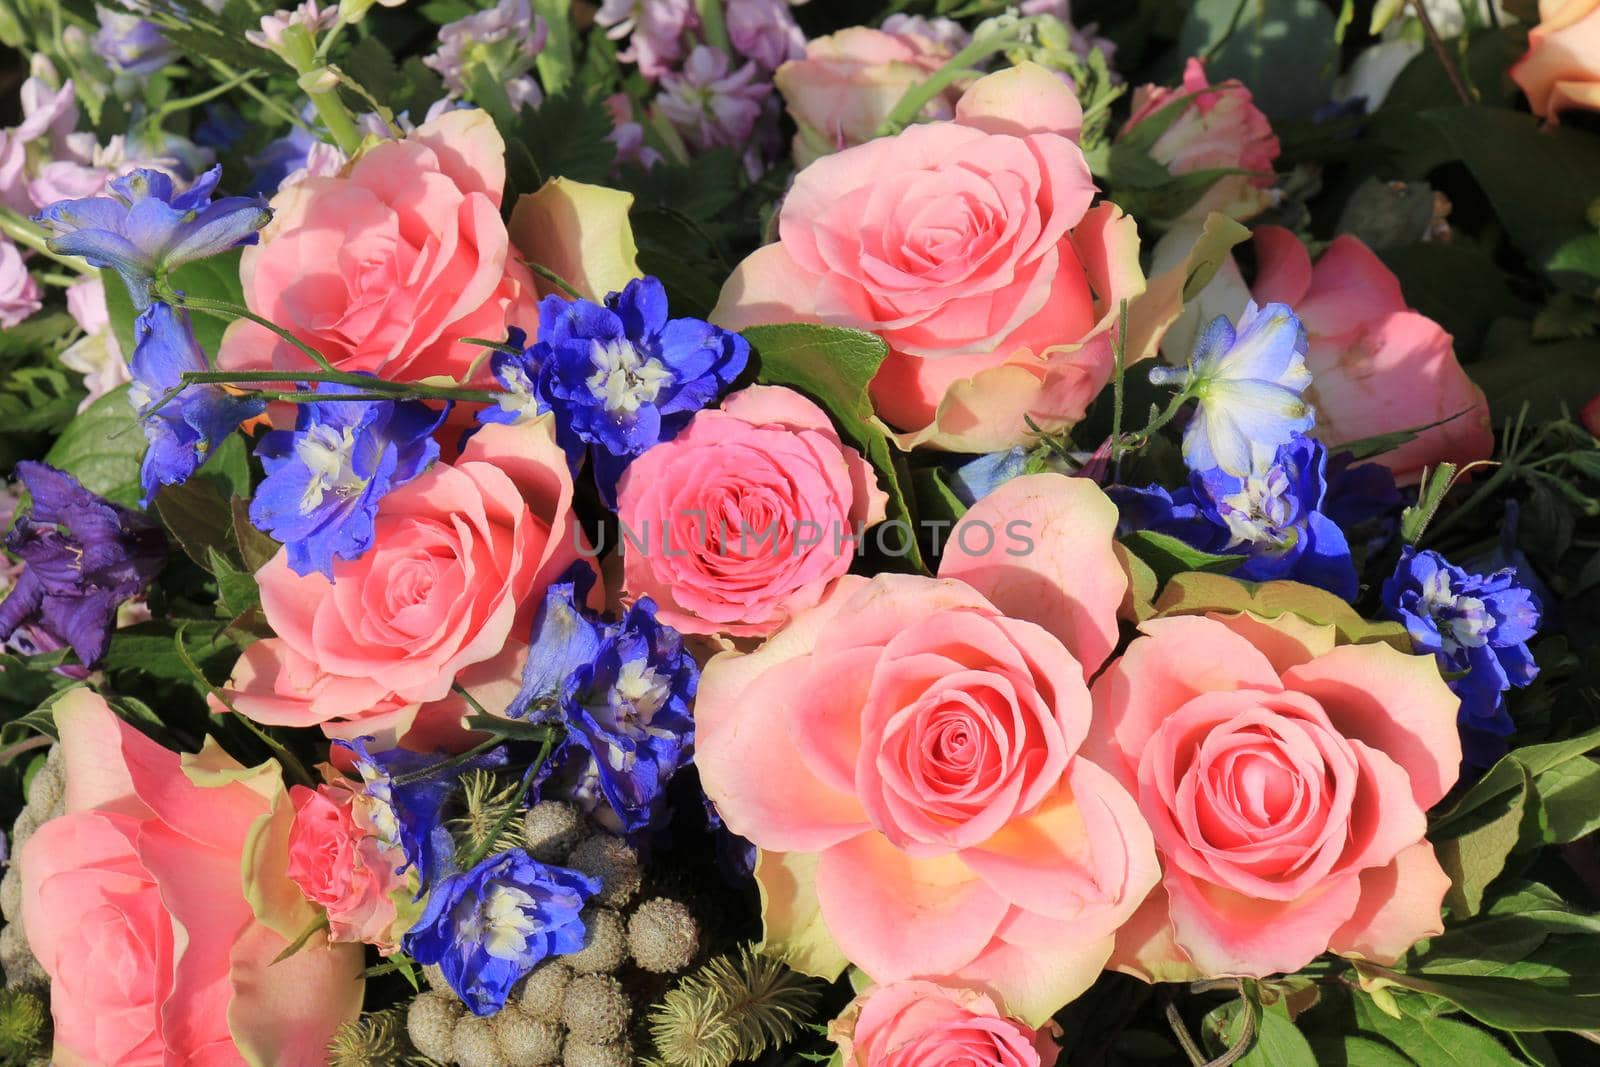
[1120, 57, 1280, 224]
[1511, 0, 1600, 119]
[774, 26, 961, 168]
[220, 418, 591, 740]
[1086, 610, 1461, 980]
[218, 110, 537, 385]
[696, 475, 1157, 1022]
[1582, 391, 1600, 436]
[0, 237, 41, 329]
[831, 980, 1061, 1067]
[20, 690, 364, 1065]
[715, 64, 1144, 452]
[1252, 226, 1493, 484]
[287, 776, 415, 953]
[616, 385, 887, 637]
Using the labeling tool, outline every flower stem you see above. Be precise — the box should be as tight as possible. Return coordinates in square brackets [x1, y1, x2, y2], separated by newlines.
[876, 21, 1032, 136]
[0, 211, 94, 274]
[166, 290, 340, 373]
[391, 737, 503, 786]
[459, 733, 558, 868]
[1408, 0, 1472, 105]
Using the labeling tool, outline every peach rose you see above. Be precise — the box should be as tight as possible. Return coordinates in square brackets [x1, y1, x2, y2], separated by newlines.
[220, 418, 590, 739]
[616, 385, 887, 638]
[20, 690, 363, 1065]
[1086, 609, 1461, 980]
[287, 774, 416, 953]
[830, 980, 1061, 1067]
[1251, 226, 1493, 484]
[696, 475, 1157, 1023]
[1512, 0, 1600, 119]
[1120, 57, 1280, 225]
[714, 63, 1143, 452]
[775, 26, 961, 168]
[218, 109, 537, 384]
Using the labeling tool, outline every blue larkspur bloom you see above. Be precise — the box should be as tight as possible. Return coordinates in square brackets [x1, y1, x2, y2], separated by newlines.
[481, 276, 748, 502]
[36, 166, 270, 306]
[1150, 301, 1313, 477]
[0, 463, 166, 666]
[506, 563, 697, 833]
[948, 446, 1029, 507]
[1112, 435, 1358, 600]
[128, 302, 265, 504]
[1383, 547, 1541, 766]
[404, 849, 598, 1015]
[94, 8, 175, 77]
[1322, 450, 1405, 564]
[250, 383, 448, 578]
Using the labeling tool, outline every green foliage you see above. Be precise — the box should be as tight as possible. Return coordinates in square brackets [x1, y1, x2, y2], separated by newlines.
[101, 252, 247, 360]
[743, 323, 925, 572]
[0, 985, 49, 1066]
[43, 384, 145, 508]
[1119, 530, 1246, 586]
[1175, 0, 1338, 118]
[503, 85, 618, 196]
[646, 946, 825, 1067]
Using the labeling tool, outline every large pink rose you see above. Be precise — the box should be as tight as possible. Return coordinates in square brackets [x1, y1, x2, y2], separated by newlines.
[714, 63, 1144, 452]
[775, 26, 961, 168]
[1252, 226, 1493, 484]
[830, 980, 1061, 1067]
[616, 385, 887, 637]
[218, 110, 537, 385]
[20, 690, 364, 1065]
[1511, 0, 1600, 119]
[1120, 57, 1280, 224]
[287, 774, 416, 953]
[696, 475, 1157, 1023]
[1085, 610, 1461, 980]
[220, 418, 590, 740]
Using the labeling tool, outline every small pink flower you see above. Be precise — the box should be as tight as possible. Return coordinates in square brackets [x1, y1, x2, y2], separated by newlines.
[831, 980, 1061, 1066]
[287, 778, 414, 952]
[617, 385, 887, 637]
[657, 45, 771, 153]
[1087, 611, 1461, 980]
[60, 277, 130, 411]
[1121, 57, 1280, 224]
[0, 238, 41, 329]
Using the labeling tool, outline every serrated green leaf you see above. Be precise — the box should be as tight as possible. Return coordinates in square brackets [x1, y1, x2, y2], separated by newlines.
[44, 383, 145, 508]
[101, 619, 236, 683]
[744, 323, 925, 573]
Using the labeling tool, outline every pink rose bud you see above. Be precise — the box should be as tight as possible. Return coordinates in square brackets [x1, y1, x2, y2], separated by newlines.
[831, 980, 1062, 1066]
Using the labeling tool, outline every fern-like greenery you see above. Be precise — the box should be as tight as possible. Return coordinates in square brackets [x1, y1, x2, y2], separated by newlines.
[449, 769, 533, 863]
[327, 1008, 437, 1067]
[647, 944, 825, 1067]
[0, 984, 49, 1067]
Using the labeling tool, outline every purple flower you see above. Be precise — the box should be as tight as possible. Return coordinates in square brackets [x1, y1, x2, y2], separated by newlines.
[94, 7, 175, 78]
[726, 0, 804, 71]
[36, 166, 270, 307]
[404, 849, 598, 1015]
[595, 0, 697, 79]
[1383, 548, 1541, 765]
[0, 463, 166, 667]
[129, 302, 266, 504]
[250, 383, 447, 579]
[657, 46, 771, 153]
[424, 0, 548, 104]
[509, 563, 697, 834]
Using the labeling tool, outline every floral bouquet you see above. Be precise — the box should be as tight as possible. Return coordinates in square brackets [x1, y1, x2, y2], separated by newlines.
[2, 0, 1599, 1064]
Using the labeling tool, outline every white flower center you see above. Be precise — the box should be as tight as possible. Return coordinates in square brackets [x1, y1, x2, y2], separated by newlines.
[294, 423, 364, 515]
[587, 338, 673, 417]
[457, 883, 541, 959]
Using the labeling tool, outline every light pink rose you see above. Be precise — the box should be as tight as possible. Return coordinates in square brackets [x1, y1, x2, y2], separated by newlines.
[715, 64, 1144, 452]
[696, 475, 1158, 1023]
[220, 418, 591, 740]
[774, 26, 960, 168]
[0, 238, 41, 329]
[20, 690, 364, 1065]
[616, 385, 887, 637]
[1511, 0, 1600, 119]
[1251, 226, 1493, 484]
[218, 109, 538, 385]
[287, 777, 414, 953]
[1085, 611, 1461, 980]
[1120, 57, 1280, 224]
[830, 980, 1061, 1067]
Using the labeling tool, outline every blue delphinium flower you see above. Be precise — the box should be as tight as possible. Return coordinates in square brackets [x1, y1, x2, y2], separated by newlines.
[128, 302, 265, 504]
[36, 166, 270, 306]
[404, 848, 598, 1015]
[94, 8, 176, 77]
[1149, 301, 1313, 477]
[1322, 450, 1405, 565]
[482, 276, 748, 502]
[0, 463, 166, 666]
[1383, 547, 1541, 766]
[335, 738, 509, 888]
[948, 446, 1029, 507]
[507, 563, 698, 833]
[1111, 435, 1358, 599]
[250, 384, 448, 578]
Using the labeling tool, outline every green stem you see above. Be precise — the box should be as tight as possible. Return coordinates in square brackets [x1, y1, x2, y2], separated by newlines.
[463, 337, 525, 356]
[305, 83, 365, 157]
[464, 63, 519, 129]
[148, 70, 258, 126]
[527, 261, 583, 300]
[169, 292, 340, 373]
[203, 58, 315, 134]
[696, 0, 730, 52]
[0, 212, 95, 274]
[180, 624, 315, 789]
[1110, 299, 1129, 481]
[179, 369, 500, 405]
[876, 22, 1031, 136]
[460, 733, 557, 868]
[391, 737, 502, 786]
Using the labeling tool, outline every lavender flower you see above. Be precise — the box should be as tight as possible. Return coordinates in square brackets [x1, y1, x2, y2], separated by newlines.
[595, 0, 697, 79]
[94, 7, 175, 78]
[424, 0, 548, 105]
[726, 0, 804, 71]
[0, 463, 166, 667]
[656, 45, 771, 153]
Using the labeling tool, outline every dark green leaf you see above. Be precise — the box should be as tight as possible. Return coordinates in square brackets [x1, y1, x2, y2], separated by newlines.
[154, 470, 236, 569]
[102, 251, 246, 360]
[1175, 0, 1338, 118]
[1471, 321, 1600, 424]
[44, 384, 144, 508]
[232, 496, 281, 573]
[1348, 991, 1520, 1065]
[1119, 530, 1245, 586]
[101, 620, 235, 684]
[1379, 242, 1530, 360]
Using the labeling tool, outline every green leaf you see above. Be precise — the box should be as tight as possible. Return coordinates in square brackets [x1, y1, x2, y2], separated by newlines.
[910, 465, 968, 528]
[1424, 106, 1600, 290]
[744, 323, 926, 573]
[1400, 462, 1458, 544]
[1357, 952, 1600, 1032]
[1470, 322, 1600, 424]
[1336, 411, 1473, 463]
[232, 496, 281, 573]
[101, 619, 236, 684]
[1379, 243, 1530, 359]
[208, 547, 261, 617]
[1119, 530, 1245, 586]
[1152, 572, 1411, 648]
[154, 468, 236, 569]
[1431, 759, 1534, 917]
[1348, 991, 1520, 1065]
[44, 384, 144, 508]
[1175, 0, 1339, 119]
[1532, 755, 1600, 843]
[1304, 1035, 1412, 1067]
[504, 85, 617, 196]
[102, 250, 246, 360]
